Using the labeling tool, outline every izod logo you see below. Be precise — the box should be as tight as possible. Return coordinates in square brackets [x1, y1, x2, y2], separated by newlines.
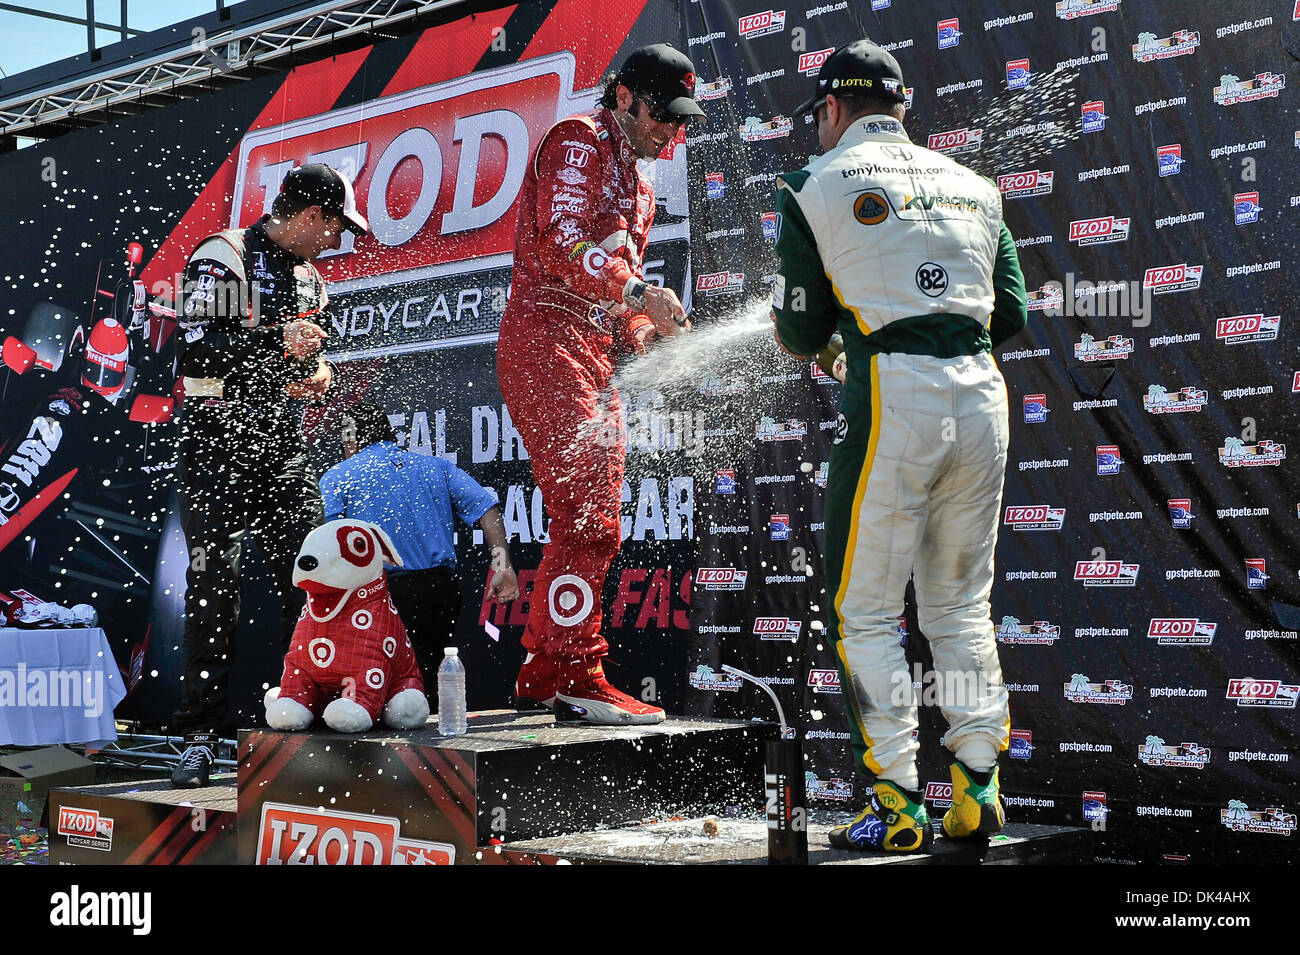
[257, 802, 455, 865]
[797, 48, 834, 75]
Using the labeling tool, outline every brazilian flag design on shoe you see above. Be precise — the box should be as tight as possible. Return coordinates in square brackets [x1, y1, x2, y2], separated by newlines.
[828, 781, 934, 853]
[942, 761, 1006, 839]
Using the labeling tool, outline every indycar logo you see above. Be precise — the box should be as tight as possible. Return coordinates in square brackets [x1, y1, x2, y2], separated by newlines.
[808, 669, 842, 693]
[1147, 618, 1216, 647]
[695, 77, 732, 101]
[798, 48, 835, 75]
[761, 211, 780, 240]
[1156, 144, 1184, 176]
[705, 172, 725, 199]
[1143, 385, 1206, 414]
[689, 665, 743, 691]
[1095, 445, 1122, 475]
[56, 806, 115, 852]
[754, 617, 802, 641]
[815, 461, 828, 488]
[937, 18, 962, 49]
[1218, 438, 1285, 468]
[1006, 58, 1032, 90]
[1143, 263, 1201, 293]
[739, 115, 794, 141]
[1133, 29, 1200, 62]
[1221, 802, 1297, 835]
[1226, 678, 1298, 708]
[1246, 558, 1268, 590]
[1074, 333, 1133, 361]
[696, 568, 748, 591]
[1215, 71, 1285, 106]
[1065, 676, 1133, 704]
[997, 169, 1053, 199]
[927, 128, 984, 155]
[769, 513, 790, 541]
[1069, 215, 1130, 245]
[715, 469, 736, 494]
[257, 803, 455, 865]
[696, 271, 745, 296]
[997, 618, 1061, 645]
[1167, 499, 1194, 529]
[739, 10, 786, 38]
[1081, 100, 1108, 133]
[1010, 729, 1034, 759]
[1234, 191, 1262, 225]
[1073, 561, 1139, 587]
[1057, 0, 1120, 17]
[1215, 313, 1279, 344]
[1022, 394, 1048, 423]
[1139, 738, 1210, 769]
[1003, 505, 1065, 531]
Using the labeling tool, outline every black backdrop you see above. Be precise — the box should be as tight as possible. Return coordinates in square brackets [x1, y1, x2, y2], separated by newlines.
[1, 0, 1297, 863]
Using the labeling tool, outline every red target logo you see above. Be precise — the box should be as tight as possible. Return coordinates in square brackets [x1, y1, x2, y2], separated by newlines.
[308, 637, 336, 668]
[352, 609, 374, 630]
[338, 525, 376, 567]
[365, 668, 386, 689]
[549, 574, 595, 627]
[382, 636, 398, 658]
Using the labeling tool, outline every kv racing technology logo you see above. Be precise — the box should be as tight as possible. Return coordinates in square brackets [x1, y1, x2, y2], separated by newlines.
[1226, 678, 1298, 708]
[1167, 499, 1195, 529]
[1081, 100, 1109, 133]
[1065, 675, 1133, 704]
[1006, 58, 1032, 90]
[696, 271, 745, 296]
[1023, 394, 1049, 422]
[696, 567, 748, 591]
[754, 617, 803, 641]
[1069, 215, 1130, 245]
[1074, 333, 1133, 361]
[739, 9, 786, 38]
[1057, 0, 1120, 18]
[937, 18, 962, 49]
[997, 617, 1061, 645]
[998, 169, 1053, 199]
[1216, 312, 1279, 344]
[1143, 263, 1201, 293]
[798, 48, 834, 75]
[1215, 71, 1285, 106]
[1219, 437, 1286, 467]
[1133, 29, 1200, 62]
[1156, 144, 1185, 176]
[257, 803, 455, 864]
[1004, 505, 1065, 531]
[1148, 618, 1217, 646]
[1074, 560, 1139, 587]
[1144, 385, 1206, 414]
[927, 128, 984, 155]
[1139, 737, 1210, 769]
[1234, 191, 1262, 225]
[57, 806, 115, 851]
[808, 669, 842, 693]
[1221, 802, 1297, 836]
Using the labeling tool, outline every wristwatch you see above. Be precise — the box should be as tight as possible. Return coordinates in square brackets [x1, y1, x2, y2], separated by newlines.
[622, 278, 648, 311]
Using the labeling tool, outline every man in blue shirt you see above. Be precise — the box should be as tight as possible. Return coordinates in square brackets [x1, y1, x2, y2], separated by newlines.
[320, 402, 519, 688]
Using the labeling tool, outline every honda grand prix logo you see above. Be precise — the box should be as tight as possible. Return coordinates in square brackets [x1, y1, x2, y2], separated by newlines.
[997, 170, 1053, 198]
[1073, 560, 1139, 587]
[57, 806, 115, 852]
[257, 803, 455, 865]
[927, 128, 984, 155]
[1148, 618, 1217, 646]
[1004, 505, 1065, 531]
[1069, 215, 1130, 245]
[230, 53, 588, 284]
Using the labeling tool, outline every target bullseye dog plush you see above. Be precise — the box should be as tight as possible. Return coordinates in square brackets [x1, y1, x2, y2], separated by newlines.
[265, 519, 430, 733]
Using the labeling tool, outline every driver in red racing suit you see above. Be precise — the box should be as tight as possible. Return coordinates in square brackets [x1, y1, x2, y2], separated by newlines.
[497, 44, 703, 725]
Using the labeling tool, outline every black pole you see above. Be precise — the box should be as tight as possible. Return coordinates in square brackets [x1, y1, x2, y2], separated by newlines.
[86, 0, 95, 55]
[120, 0, 127, 42]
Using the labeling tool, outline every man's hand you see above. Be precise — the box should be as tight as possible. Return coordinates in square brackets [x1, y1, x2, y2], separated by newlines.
[286, 358, 332, 400]
[284, 319, 328, 359]
[644, 285, 691, 337]
[630, 324, 655, 355]
[487, 544, 520, 602]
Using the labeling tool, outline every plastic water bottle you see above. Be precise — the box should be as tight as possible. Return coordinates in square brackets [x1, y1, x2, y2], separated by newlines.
[437, 647, 468, 737]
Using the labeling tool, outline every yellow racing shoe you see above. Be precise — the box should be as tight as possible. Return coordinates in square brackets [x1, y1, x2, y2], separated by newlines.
[828, 780, 934, 854]
[941, 761, 1006, 839]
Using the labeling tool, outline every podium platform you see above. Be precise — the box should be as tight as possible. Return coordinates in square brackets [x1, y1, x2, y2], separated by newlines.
[48, 710, 1093, 865]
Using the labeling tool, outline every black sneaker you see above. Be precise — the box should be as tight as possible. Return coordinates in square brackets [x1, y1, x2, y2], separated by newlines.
[171, 733, 217, 788]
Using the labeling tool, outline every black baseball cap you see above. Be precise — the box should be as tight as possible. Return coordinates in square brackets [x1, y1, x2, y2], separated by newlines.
[795, 40, 907, 116]
[279, 162, 370, 236]
[617, 43, 707, 120]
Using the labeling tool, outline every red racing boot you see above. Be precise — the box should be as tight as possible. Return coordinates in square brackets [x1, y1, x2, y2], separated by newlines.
[555, 659, 665, 726]
[514, 651, 558, 710]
